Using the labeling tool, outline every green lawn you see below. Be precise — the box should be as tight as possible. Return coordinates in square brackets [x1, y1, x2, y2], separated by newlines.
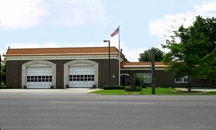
[90, 88, 216, 95]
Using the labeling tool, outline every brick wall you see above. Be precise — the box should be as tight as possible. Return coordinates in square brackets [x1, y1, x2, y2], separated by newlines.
[6, 59, 119, 89]
[121, 69, 216, 87]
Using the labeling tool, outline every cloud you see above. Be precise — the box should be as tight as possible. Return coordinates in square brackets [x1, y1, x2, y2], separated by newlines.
[0, 0, 47, 29]
[6, 42, 106, 49]
[110, 36, 147, 62]
[6, 43, 61, 49]
[149, 0, 216, 39]
[0, 0, 106, 29]
[42, 0, 106, 27]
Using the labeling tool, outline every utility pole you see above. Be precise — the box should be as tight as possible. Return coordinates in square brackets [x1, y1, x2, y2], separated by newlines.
[103, 40, 111, 86]
[151, 48, 155, 94]
[140, 73, 142, 94]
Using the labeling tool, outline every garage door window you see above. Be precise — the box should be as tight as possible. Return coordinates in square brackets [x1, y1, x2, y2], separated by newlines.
[27, 76, 52, 82]
[69, 75, 94, 81]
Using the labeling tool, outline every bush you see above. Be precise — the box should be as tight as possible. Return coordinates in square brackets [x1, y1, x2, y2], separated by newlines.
[135, 86, 141, 91]
[1, 82, 4, 87]
[103, 86, 125, 90]
[1, 85, 12, 89]
[135, 74, 146, 87]
[125, 86, 141, 91]
[125, 86, 131, 91]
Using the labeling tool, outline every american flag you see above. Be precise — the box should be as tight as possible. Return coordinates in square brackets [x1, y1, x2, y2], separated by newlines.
[111, 26, 120, 37]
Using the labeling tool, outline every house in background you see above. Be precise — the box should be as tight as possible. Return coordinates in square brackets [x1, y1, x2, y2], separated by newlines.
[3, 46, 211, 89]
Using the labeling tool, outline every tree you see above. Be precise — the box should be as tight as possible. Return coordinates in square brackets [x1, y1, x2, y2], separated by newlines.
[192, 16, 216, 84]
[1, 63, 6, 86]
[198, 49, 216, 87]
[139, 48, 165, 62]
[193, 16, 216, 53]
[162, 16, 214, 91]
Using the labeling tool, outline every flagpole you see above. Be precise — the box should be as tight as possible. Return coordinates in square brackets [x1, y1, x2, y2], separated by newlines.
[118, 26, 121, 86]
[110, 26, 121, 86]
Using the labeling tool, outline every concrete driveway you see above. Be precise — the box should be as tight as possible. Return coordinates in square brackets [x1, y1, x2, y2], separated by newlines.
[176, 88, 216, 92]
[0, 88, 101, 94]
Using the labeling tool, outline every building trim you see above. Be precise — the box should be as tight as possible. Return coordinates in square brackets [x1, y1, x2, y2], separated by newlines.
[120, 73, 130, 76]
[5, 55, 124, 61]
[121, 68, 165, 70]
[123, 65, 167, 68]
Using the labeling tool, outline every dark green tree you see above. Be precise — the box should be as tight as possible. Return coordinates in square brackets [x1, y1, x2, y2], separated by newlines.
[139, 48, 165, 62]
[192, 16, 216, 84]
[162, 16, 214, 91]
[198, 49, 216, 87]
[193, 16, 216, 53]
[1, 63, 6, 86]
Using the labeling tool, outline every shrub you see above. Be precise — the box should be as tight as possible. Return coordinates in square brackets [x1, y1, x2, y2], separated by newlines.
[125, 86, 141, 91]
[1, 82, 4, 87]
[1, 85, 12, 89]
[125, 86, 131, 91]
[136, 86, 141, 91]
[135, 74, 146, 87]
[103, 86, 125, 90]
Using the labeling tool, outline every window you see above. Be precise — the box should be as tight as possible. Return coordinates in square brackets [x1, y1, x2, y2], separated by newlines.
[27, 75, 52, 82]
[135, 73, 152, 83]
[69, 75, 95, 81]
[175, 76, 189, 83]
[140, 73, 152, 83]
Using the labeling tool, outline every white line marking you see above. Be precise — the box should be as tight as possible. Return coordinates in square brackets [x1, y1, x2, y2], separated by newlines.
[51, 102, 153, 105]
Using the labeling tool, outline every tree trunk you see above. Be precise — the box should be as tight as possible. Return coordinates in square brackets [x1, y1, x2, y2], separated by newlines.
[188, 75, 191, 91]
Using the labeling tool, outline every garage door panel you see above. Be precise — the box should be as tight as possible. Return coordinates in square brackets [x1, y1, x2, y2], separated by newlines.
[27, 82, 51, 89]
[69, 66, 95, 88]
[26, 67, 52, 89]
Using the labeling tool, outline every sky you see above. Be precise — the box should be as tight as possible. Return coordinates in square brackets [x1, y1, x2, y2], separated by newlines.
[0, 0, 216, 61]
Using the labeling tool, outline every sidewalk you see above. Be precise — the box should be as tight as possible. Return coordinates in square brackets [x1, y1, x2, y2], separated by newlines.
[0, 88, 102, 94]
[176, 88, 216, 92]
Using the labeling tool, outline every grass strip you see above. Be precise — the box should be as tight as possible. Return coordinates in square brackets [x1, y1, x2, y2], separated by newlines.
[90, 88, 216, 95]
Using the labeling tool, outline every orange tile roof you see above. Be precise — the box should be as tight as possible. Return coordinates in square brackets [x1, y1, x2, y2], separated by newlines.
[5, 47, 115, 55]
[4, 46, 126, 59]
[3, 47, 168, 68]
[121, 62, 168, 68]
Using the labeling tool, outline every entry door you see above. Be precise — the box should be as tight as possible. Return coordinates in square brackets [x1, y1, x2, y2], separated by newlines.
[26, 67, 52, 88]
[69, 66, 94, 88]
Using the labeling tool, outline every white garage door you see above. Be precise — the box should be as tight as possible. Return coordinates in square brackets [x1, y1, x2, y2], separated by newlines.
[26, 67, 52, 88]
[69, 66, 95, 88]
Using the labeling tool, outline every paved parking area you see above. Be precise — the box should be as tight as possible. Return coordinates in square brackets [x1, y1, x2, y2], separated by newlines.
[1, 88, 216, 94]
[0, 88, 101, 94]
[0, 94, 216, 130]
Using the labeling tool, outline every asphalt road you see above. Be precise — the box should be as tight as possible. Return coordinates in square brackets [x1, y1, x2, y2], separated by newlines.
[0, 93, 216, 130]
